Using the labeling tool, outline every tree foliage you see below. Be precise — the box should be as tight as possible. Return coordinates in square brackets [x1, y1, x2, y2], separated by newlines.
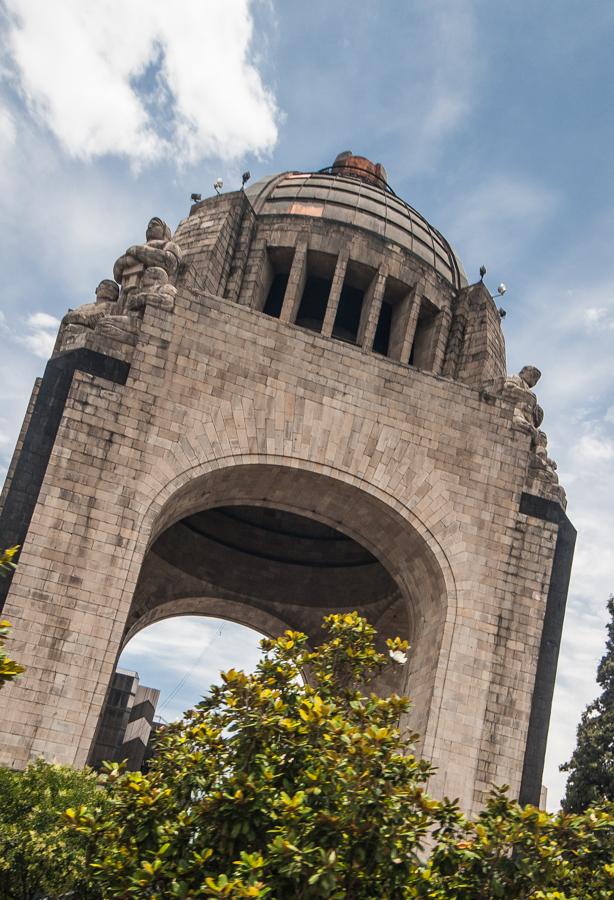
[0, 759, 105, 900]
[0, 546, 19, 578]
[65, 612, 614, 899]
[1, 612, 614, 897]
[0, 547, 24, 689]
[72, 614, 439, 898]
[561, 595, 614, 813]
[425, 788, 614, 899]
[0, 619, 24, 688]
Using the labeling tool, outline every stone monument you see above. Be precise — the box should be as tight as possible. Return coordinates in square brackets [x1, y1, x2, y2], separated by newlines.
[0, 152, 575, 815]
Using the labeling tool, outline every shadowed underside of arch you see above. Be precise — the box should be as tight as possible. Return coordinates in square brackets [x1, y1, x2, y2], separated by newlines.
[118, 462, 451, 749]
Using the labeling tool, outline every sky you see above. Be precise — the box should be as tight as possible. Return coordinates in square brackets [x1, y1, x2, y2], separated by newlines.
[1, 0, 613, 810]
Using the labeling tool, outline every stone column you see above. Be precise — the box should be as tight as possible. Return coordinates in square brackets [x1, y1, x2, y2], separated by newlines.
[279, 240, 308, 324]
[357, 268, 386, 348]
[321, 249, 350, 337]
[0, 370, 144, 769]
[431, 306, 453, 376]
[392, 284, 421, 363]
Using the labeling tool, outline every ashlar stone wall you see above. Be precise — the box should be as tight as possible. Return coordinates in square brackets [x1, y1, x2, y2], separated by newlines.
[0, 180, 574, 817]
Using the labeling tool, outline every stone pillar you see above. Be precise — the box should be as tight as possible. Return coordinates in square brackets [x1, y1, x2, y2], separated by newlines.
[321, 249, 349, 337]
[279, 240, 308, 324]
[0, 368, 143, 769]
[388, 285, 420, 363]
[431, 306, 453, 376]
[359, 268, 387, 349]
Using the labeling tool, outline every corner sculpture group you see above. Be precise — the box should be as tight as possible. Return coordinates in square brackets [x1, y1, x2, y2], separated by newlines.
[58, 217, 182, 348]
[499, 365, 563, 502]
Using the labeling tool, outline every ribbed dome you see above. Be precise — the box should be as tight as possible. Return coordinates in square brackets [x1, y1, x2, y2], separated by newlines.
[246, 169, 467, 290]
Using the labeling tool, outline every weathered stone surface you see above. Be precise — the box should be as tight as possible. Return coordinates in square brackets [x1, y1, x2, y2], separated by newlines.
[0, 154, 575, 816]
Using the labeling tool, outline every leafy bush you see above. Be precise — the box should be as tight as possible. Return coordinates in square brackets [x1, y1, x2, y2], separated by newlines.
[0, 619, 24, 689]
[72, 614, 436, 897]
[0, 760, 105, 900]
[0, 546, 19, 578]
[68, 613, 614, 899]
[425, 788, 614, 899]
[0, 547, 23, 689]
[1, 612, 613, 897]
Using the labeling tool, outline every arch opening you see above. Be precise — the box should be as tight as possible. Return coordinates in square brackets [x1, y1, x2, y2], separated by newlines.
[105, 462, 451, 761]
[91, 615, 268, 770]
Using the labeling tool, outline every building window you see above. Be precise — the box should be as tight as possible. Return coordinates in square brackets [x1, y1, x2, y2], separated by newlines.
[333, 260, 373, 344]
[372, 301, 392, 355]
[409, 298, 439, 369]
[263, 273, 288, 318]
[295, 250, 337, 334]
[373, 276, 414, 359]
[260, 246, 294, 317]
[295, 276, 331, 332]
[333, 284, 364, 343]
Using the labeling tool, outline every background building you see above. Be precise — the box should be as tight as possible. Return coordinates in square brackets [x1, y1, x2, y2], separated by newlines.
[90, 668, 160, 771]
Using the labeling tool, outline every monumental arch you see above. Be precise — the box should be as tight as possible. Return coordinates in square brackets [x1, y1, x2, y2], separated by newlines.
[0, 152, 575, 815]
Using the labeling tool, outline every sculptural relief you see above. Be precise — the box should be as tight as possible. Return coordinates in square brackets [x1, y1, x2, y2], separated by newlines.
[533, 430, 559, 483]
[96, 265, 178, 345]
[56, 218, 181, 350]
[90, 218, 183, 345]
[530, 429, 566, 503]
[56, 279, 120, 349]
[499, 365, 566, 503]
[126, 266, 177, 313]
[113, 217, 182, 299]
[95, 313, 139, 345]
[61, 279, 119, 330]
[501, 365, 543, 432]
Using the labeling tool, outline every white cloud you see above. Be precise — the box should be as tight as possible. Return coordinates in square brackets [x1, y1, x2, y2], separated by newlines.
[13, 311, 60, 359]
[0, 93, 184, 309]
[124, 617, 215, 668]
[572, 432, 614, 463]
[584, 306, 608, 324]
[27, 311, 61, 330]
[3, 0, 279, 166]
[0, 104, 16, 160]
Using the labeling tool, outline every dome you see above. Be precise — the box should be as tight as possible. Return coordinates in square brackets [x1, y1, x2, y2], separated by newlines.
[246, 157, 467, 290]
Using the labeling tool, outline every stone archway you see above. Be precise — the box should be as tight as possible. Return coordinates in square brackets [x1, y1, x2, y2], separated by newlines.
[109, 460, 453, 754]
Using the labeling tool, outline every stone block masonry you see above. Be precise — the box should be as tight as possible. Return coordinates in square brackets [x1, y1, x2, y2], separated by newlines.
[0, 152, 574, 817]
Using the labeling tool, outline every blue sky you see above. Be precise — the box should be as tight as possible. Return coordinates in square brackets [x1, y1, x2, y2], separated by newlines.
[1, 0, 614, 809]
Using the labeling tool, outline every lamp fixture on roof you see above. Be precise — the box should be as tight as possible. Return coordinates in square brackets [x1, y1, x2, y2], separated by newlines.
[493, 283, 508, 318]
